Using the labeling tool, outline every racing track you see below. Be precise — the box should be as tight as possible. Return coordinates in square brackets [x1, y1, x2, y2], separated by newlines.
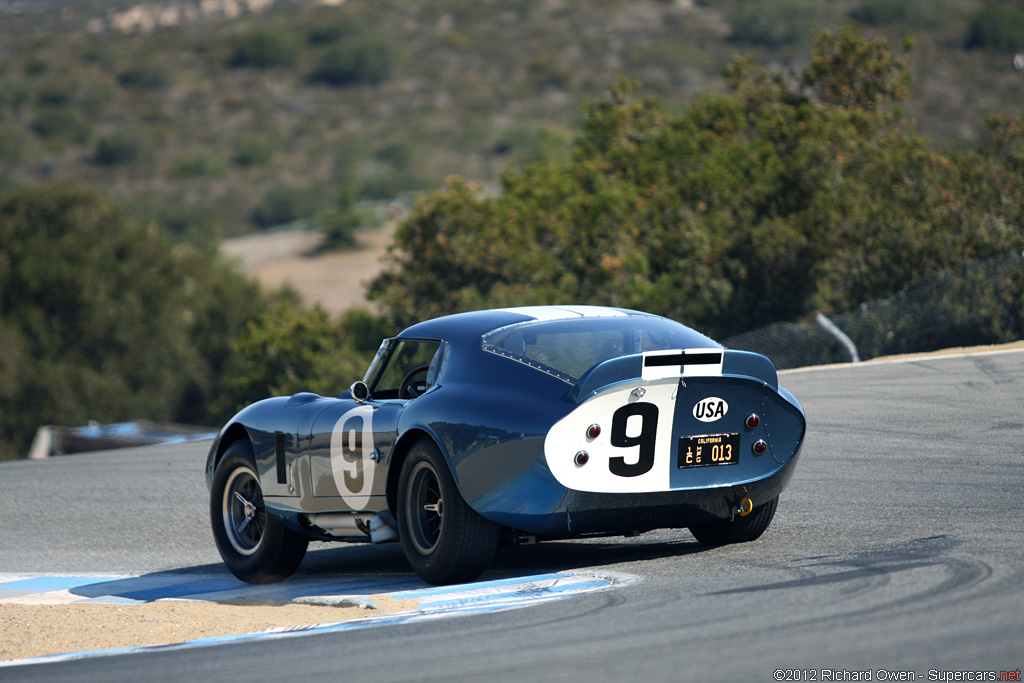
[2, 349, 1023, 681]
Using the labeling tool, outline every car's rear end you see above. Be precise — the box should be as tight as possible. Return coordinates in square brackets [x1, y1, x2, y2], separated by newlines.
[539, 347, 805, 537]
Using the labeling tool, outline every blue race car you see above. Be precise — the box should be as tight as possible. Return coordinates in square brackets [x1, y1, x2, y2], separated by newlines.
[206, 306, 806, 585]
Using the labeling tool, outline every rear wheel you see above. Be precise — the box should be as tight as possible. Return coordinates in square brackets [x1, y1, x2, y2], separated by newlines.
[210, 440, 308, 584]
[397, 438, 499, 585]
[689, 496, 779, 546]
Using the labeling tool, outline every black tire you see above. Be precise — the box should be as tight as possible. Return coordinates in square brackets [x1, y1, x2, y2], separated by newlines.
[688, 496, 779, 547]
[396, 438, 500, 585]
[210, 440, 309, 584]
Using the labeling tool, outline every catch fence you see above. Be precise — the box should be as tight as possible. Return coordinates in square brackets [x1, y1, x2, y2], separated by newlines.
[721, 251, 1024, 369]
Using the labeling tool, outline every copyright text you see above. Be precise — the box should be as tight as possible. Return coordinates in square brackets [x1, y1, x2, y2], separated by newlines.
[772, 670, 1021, 682]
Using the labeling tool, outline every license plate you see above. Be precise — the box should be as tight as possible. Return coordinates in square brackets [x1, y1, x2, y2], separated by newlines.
[678, 433, 740, 468]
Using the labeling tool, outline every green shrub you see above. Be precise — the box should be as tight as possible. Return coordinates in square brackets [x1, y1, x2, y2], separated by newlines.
[967, 7, 1024, 52]
[34, 79, 73, 106]
[373, 142, 414, 171]
[229, 29, 302, 69]
[314, 205, 363, 250]
[93, 130, 151, 166]
[527, 52, 571, 89]
[23, 58, 48, 77]
[358, 171, 424, 199]
[249, 185, 327, 228]
[30, 107, 90, 143]
[307, 17, 361, 45]
[728, 0, 843, 47]
[118, 63, 174, 90]
[167, 153, 225, 179]
[497, 124, 574, 167]
[0, 123, 31, 164]
[368, 34, 1024, 340]
[233, 137, 274, 167]
[217, 302, 385, 412]
[849, 0, 950, 29]
[0, 186, 272, 458]
[148, 204, 223, 246]
[310, 39, 397, 87]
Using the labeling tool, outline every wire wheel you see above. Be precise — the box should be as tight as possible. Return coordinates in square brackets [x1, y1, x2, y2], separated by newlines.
[396, 438, 500, 585]
[405, 460, 444, 556]
[209, 441, 309, 584]
[222, 465, 265, 556]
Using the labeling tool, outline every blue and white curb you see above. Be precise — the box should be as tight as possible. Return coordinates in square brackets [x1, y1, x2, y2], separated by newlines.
[0, 570, 628, 667]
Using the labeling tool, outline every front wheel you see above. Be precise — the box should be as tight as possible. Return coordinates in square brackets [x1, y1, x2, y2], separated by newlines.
[210, 440, 309, 584]
[688, 496, 779, 547]
[396, 438, 499, 585]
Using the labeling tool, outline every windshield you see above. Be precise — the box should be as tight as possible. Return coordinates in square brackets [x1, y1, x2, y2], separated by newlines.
[481, 316, 706, 384]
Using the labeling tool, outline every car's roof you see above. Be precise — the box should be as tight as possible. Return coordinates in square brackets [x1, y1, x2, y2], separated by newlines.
[397, 306, 651, 343]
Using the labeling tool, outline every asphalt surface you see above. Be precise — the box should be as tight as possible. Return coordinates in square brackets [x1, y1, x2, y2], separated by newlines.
[2, 349, 1023, 682]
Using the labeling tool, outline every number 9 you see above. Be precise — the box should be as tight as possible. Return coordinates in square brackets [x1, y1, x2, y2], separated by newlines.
[609, 403, 659, 477]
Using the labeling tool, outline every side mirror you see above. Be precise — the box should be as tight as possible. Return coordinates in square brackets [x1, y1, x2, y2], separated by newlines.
[350, 381, 370, 403]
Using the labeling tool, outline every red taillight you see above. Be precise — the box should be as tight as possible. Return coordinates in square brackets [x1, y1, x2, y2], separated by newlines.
[574, 451, 590, 467]
[587, 424, 601, 439]
[752, 440, 768, 455]
[745, 414, 760, 429]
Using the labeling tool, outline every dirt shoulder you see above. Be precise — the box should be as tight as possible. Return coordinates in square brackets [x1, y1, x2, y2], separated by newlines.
[865, 340, 1024, 363]
[781, 340, 1024, 374]
[220, 222, 398, 314]
[0, 595, 418, 662]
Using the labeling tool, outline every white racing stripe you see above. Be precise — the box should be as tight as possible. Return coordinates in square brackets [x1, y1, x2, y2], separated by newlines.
[0, 570, 623, 667]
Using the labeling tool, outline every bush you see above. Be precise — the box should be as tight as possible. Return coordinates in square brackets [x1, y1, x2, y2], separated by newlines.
[216, 302, 389, 412]
[313, 205, 362, 250]
[0, 186, 272, 459]
[369, 34, 1024, 340]
[148, 204, 223, 247]
[93, 130, 151, 166]
[0, 123, 31, 164]
[229, 29, 302, 69]
[373, 142, 414, 171]
[310, 39, 397, 87]
[249, 185, 327, 229]
[167, 152, 226, 179]
[967, 7, 1024, 52]
[233, 137, 274, 167]
[358, 171, 424, 200]
[849, 0, 950, 29]
[307, 17, 361, 45]
[728, 0, 843, 47]
[30, 107, 90, 143]
[34, 79, 73, 106]
[118, 63, 174, 90]
[496, 124, 574, 167]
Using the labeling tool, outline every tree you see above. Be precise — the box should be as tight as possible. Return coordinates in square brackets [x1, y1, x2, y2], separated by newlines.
[369, 30, 1024, 340]
[0, 186, 272, 459]
[216, 304, 391, 415]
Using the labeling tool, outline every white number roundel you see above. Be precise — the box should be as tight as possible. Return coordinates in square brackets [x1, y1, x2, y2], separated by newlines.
[330, 405, 375, 508]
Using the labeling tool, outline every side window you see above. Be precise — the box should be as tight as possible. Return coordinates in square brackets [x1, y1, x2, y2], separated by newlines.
[371, 340, 444, 400]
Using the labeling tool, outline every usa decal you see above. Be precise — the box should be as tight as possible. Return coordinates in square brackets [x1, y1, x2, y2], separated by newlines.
[693, 397, 728, 422]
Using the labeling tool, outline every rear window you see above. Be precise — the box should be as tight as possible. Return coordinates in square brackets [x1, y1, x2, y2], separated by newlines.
[481, 316, 701, 384]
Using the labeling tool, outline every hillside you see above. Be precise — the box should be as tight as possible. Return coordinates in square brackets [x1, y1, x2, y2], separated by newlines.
[1, 0, 1023, 240]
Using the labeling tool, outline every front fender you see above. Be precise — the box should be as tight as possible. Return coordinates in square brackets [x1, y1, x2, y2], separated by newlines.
[204, 395, 333, 496]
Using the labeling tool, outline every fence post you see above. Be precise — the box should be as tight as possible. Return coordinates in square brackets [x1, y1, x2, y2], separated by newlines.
[815, 312, 861, 363]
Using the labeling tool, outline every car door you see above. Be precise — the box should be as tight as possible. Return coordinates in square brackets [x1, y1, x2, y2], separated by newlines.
[307, 338, 445, 512]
